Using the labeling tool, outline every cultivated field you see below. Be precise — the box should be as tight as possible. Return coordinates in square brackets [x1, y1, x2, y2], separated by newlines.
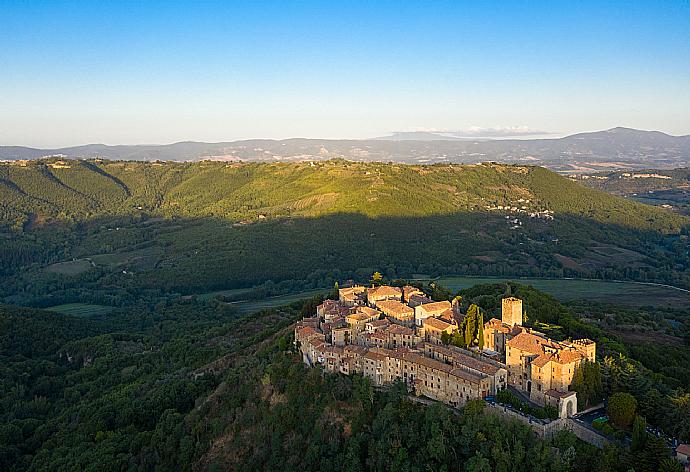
[44, 259, 93, 275]
[435, 276, 690, 308]
[45, 303, 117, 317]
[228, 289, 328, 314]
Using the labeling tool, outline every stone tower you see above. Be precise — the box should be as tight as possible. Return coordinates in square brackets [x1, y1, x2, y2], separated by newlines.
[502, 297, 522, 327]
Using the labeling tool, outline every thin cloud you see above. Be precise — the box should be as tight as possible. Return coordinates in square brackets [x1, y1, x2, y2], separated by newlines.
[401, 126, 552, 138]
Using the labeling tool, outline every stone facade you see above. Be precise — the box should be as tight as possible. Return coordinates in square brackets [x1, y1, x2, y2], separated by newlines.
[298, 288, 594, 419]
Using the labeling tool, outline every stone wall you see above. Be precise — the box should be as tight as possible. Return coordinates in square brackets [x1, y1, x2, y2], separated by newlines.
[485, 403, 610, 449]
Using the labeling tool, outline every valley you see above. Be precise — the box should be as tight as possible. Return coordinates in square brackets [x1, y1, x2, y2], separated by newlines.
[2, 159, 690, 472]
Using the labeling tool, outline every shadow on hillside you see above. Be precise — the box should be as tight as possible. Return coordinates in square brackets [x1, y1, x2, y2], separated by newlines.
[2, 211, 688, 304]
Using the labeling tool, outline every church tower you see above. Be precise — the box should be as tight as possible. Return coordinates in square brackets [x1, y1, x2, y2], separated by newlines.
[502, 297, 523, 327]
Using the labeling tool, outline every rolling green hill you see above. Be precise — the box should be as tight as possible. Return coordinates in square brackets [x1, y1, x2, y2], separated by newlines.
[1, 159, 689, 307]
[0, 159, 686, 231]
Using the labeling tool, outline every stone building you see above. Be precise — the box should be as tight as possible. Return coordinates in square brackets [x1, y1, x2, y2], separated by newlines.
[414, 300, 452, 326]
[317, 299, 350, 322]
[422, 342, 508, 395]
[402, 285, 425, 302]
[339, 285, 366, 306]
[502, 297, 523, 326]
[297, 287, 593, 419]
[366, 285, 403, 307]
[505, 331, 595, 417]
[377, 300, 415, 326]
[345, 306, 380, 334]
[408, 293, 435, 307]
[483, 297, 527, 354]
[421, 316, 458, 344]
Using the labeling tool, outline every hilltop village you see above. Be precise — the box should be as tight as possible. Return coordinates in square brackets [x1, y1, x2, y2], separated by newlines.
[295, 284, 596, 419]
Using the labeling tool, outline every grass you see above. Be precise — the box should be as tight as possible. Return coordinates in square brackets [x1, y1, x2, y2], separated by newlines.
[196, 287, 255, 302]
[45, 303, 117, 317]
[89, 246, 163, 270]
[44, 259, 93, 276]
[227, 288, 328, 314]
[434, 276, 690, 308]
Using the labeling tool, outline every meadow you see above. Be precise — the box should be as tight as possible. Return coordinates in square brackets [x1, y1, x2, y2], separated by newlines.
[434, 276, 690, 308]
[44, 303, 117, 317]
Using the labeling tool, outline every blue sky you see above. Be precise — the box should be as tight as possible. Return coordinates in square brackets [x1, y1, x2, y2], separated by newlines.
[1, 0, 689, 147]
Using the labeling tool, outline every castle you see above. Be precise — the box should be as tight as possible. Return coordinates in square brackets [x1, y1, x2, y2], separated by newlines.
[483, 297, 595, 416]
[295, 286, 596, 418]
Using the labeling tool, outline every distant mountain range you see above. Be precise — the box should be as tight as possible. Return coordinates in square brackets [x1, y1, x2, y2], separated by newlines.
[2, 127, 690, 172]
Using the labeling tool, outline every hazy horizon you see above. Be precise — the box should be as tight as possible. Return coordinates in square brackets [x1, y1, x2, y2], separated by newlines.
[2, 1, 689, 147]
[2, 126, 690, 150]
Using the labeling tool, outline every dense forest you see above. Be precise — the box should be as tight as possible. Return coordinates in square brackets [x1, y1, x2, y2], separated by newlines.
[2, 282, 688, 471]
[1, 160, 689, 309]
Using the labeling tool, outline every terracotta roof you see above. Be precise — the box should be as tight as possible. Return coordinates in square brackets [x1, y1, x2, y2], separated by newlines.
[364, 350, 386, 362]
[318, 299, 351, 316]
[403, 285, 424, 300]
[367, 285, 402, 299]
[409, 294, 434, 305]
[386, 324, 414, 335]
[322, 345, 344, 355]
[452, 351, 501, 374]
[676, 444, 690, 456]
[355, 306, 380, 317]
[346, 312, 372, 322]
[367, 319, 391, 329]
[506, 332, 559, 355]
[556, 349, 583, 364]
[417, 301, 452, 314]
[339, 286, 365, 301]
[423, 343, 504, 375]
[371, 331, 388, 341]
[450, 367, 485, 384]
[545, 389, 576, 399]
[296, 326, 319, 338]
[377, 300, 414, 317]
[344, 345, 368, 356]
[485, 318, 512, 334]
[532, 354, 554, 368]
[383, 347, 409, 360]
[403, 352, 454, 374]
[423, 317, 455, 331]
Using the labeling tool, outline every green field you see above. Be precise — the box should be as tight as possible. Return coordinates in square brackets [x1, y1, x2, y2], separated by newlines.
[45, 303, 117, 317]
[227, 288, 328, 314]
[44, 259, 94, 275]
[434, 276, 690, 308]
[196, 287, 255, 302]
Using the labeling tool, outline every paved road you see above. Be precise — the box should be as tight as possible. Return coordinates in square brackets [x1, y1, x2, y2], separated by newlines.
[575, 407, 606, 425]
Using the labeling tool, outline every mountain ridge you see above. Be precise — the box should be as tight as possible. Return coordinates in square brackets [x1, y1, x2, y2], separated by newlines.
[2, 127, 690, 172]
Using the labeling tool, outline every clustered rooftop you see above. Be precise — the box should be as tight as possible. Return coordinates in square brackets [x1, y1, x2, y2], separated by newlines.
[295, 284, 596, 418]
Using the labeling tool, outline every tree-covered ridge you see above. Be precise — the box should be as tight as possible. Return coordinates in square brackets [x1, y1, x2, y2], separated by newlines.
[2, 285, 686, 471]
[0, 159, 686, 231]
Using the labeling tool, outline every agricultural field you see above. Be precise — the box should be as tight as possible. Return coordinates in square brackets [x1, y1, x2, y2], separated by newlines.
[434, 276, 690, 308]
[226, 288, 328, 314]
[44, 259, 94, 275]
[195, 287, 255, 301]
[44, 303, 117, 317]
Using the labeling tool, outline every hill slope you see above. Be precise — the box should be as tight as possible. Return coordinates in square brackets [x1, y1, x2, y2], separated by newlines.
[0, 159, 685, 232]
[1, 159, 689, 306]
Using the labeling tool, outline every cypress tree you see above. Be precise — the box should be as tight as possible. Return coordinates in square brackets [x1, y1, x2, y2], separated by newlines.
[477, 311, 484, 350]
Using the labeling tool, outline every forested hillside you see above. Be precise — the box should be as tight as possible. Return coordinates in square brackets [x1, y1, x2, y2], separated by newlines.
[0, 159, 686, 230]
[2, 283, 687, 471]
[1, 159, 689, 308]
